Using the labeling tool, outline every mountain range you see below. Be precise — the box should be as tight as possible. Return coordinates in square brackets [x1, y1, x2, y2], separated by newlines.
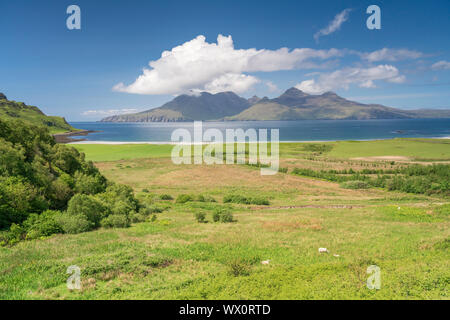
[101, 87, 450, 122]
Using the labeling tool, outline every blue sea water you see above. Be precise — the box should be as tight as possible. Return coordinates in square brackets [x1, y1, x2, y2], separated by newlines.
[69, 119, 450, 142]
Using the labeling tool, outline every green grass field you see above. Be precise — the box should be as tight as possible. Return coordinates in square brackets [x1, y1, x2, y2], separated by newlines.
[1, 139, 448, 299]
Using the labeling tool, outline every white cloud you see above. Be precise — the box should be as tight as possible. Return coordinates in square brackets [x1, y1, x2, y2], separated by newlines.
[314, 9, 351, 42]
[81, 108, 141, 117]
[431, 60, 450, 70]
[295, 65, 405, 94]
[113, 34, 344, 95]
[266, 81, 279, 92]
[361, 48, 424, 62]
[202, 73, 260, 94]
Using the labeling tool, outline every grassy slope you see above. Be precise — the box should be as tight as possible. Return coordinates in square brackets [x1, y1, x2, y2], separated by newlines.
[1, 139, 449, 299]
[0, 97, 77, 134]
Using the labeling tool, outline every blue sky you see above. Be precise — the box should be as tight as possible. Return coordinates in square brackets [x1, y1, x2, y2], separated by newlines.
[1, 0, 449, 121]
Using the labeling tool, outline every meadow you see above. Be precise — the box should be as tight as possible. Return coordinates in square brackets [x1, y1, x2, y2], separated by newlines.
[0, 139, 448, 299]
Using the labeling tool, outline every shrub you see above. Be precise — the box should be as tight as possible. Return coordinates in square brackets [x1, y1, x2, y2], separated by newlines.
[278, 167, 288, 173]
[227, 259, 251, 277]
[212, 208, 234, 223]
[340, 180, 369, 189]
[100, 214, 130, 228]
[176, 194, 193, 204]
[302, 144, 332, 153]
[57, 214, 93, 234]
[159, 194, 173, 200]
[212, 211, 220, 222]
[250, 197, 270, 206]
[223, 194, 269, 205]
[196, 194, 216, 202]
[1, 223, 26, 245]
[194, 212, 207, 223]
[223, 194, 248, 204]
[0, 176, 45, 229]
[23, 210, 63, 239]
[220, 211, 234, 223]
[74, 172, 106, 195]
[67, 194, 106, 227]
[111, 200, 134, 216]
[130, 212, 147, 223]
[136, 193, 154, 206]
[142, 188, 150, 193]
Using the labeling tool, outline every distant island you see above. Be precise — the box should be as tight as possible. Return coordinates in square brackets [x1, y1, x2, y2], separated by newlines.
[101, 87, 450, 122]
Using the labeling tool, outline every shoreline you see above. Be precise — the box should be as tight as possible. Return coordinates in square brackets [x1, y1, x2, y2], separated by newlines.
[68, 136, 450, 145]
[53, 130, 100, 143]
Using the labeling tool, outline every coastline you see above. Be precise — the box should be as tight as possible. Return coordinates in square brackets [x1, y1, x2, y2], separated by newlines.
[68, 136, 450, 145]
[53, 130, 99, 143]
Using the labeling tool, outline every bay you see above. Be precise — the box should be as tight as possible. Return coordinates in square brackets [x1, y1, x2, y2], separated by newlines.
[69, 119, 450, 142]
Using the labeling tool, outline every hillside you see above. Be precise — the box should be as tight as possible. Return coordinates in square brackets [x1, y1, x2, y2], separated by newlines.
[101, 87, 450, 122]
[0, 93, 77, 133]
[101, 91, 250, 122]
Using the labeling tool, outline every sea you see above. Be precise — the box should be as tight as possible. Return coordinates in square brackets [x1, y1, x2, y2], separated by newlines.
[69, 119, 450, 143]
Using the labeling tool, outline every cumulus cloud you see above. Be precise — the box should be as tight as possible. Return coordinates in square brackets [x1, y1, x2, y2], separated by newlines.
[295, 65, 405, 94]
[266, 81, 279, 92]
[360, 48, 424, 62]
[82, 108, 141, 117]
[113, 34, 344, 95]
[314, 9, 351, 42]
[431, 60, 450, 70]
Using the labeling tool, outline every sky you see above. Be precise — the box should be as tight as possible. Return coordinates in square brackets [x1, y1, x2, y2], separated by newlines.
[1, 0, 450, 121]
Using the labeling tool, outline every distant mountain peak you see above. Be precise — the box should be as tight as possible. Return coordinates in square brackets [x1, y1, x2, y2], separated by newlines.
[321, 91, 338, 96]
[0, 93, 7, 100]
[248, 95, 262, 105]
[282, 87, 308, 97]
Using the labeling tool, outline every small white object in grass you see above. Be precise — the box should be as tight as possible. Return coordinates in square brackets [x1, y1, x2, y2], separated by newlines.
[261, 260, 270, 265]
[318, 248, 329, 253]
[333, 254, 340, 257]
[398, 207, 401, 210]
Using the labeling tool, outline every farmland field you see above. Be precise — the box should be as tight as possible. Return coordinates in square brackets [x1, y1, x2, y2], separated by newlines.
[1, 139, 449, 299]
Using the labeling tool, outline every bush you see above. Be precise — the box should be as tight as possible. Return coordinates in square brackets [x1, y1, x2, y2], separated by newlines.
[223, 194, 269, 206]
[212, 211, 220, 222]
[74, 172, 106, 195]
[302, 144, 332, 153]
[227, 259, 251, 277]
[67, 194, 106, 227]
[23, 210, 63, 239]
[111, 200, 134, 216]
[100, 214, 130, 228]
[220, 211, 234, 223]
[1, 223, 26, 245]
[57, 214, 93, 234]
[159, 194, 173, 200]
[194, 212, 207, 223]
[212, 208, 234, 223]
[196, 194, 216, 202]
[176, 194, 193, 204]
[340, 180, 369, 189]
[250, 197, 270, 206]
[130, 212, 147, 223]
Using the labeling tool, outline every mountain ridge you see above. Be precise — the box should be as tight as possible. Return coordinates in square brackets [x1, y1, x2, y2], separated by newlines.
[101, 87, 450, 122]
